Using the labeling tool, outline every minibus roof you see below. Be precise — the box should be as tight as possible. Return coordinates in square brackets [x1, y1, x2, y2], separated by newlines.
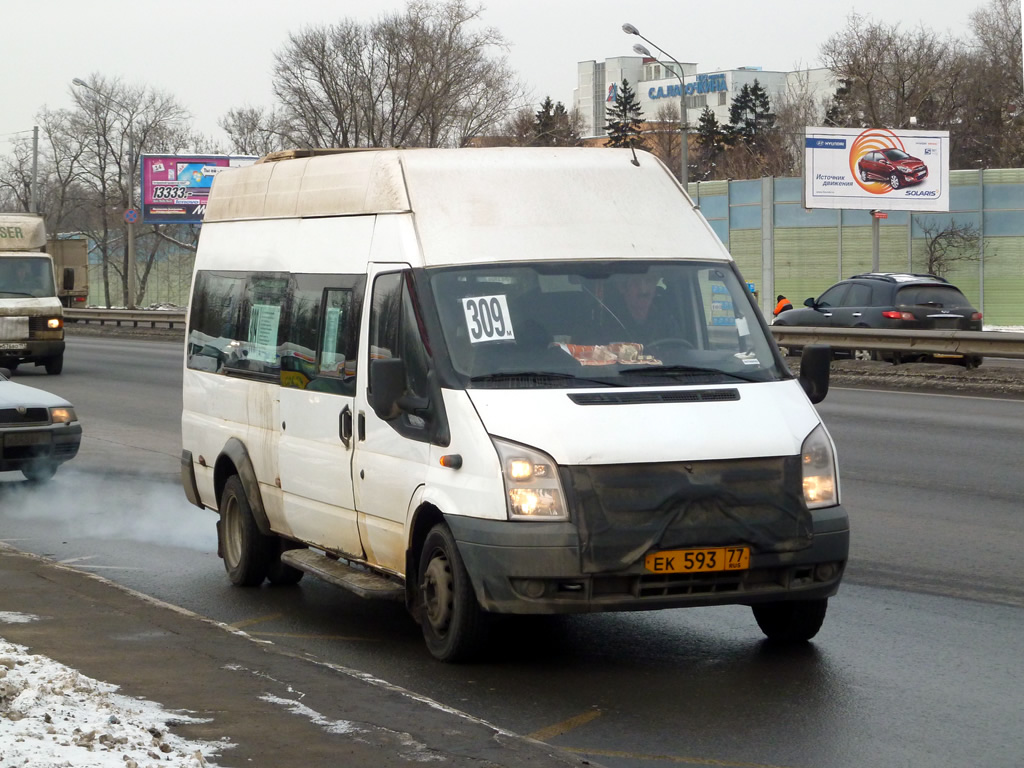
[203, 147, 733, 267]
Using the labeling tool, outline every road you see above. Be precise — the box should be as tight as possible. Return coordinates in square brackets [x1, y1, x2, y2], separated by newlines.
[3, 335, 1023, 768]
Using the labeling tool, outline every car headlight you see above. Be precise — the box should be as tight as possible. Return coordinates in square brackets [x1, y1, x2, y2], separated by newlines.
[492, 437, 567, 521]
[47, 317, 63, 330]
[801, 424, 838, 509]
[897, 166, 913, 173]
[49, 406, 77, 424]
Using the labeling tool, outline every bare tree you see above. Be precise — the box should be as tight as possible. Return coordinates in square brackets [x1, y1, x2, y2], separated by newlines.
[265, 0, 524, 150]
[917, 218, 982, 279]
[219, 106, 288, 157]
[70, 74, 190, 308]
[820, 14, 965, 131]
[773, 69, 831, 176]
[645, 102, 682, 179]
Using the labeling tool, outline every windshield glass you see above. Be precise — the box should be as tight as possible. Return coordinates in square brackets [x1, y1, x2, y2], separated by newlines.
[427, 260, 784, 388]
[883, 149, 912, 161]
[0, 256, 56, 298]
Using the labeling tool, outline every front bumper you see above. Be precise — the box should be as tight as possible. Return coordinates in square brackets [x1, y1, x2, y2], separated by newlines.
[0, 422, 82, 472]
[446, 505, 849, 614]
[0, 338, 64, 365]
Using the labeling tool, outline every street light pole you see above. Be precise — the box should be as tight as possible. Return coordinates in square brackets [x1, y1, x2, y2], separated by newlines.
[72, 77, 138, 309]
[623, 23, 688, 189]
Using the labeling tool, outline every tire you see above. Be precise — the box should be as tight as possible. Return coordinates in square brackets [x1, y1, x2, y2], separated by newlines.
[418, 523, 487, 662]
[859, 168, 868, 182]
[852, 349, 877, 362]
[266, 542, 305, 586]
[962, 355, 983, 369]
[22, 462, 57, 483]
[45, 354, 63, 375]
[752, 599, 828, 643]
[220, 474, 274, 587]
[888, 173, 901, 190]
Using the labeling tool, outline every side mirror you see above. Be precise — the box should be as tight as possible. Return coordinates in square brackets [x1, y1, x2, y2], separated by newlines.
[368, 358, 406, 421]
[63, 267, 75, 291]
[803, 297, 816, 308]
[799, 344, 831, 404]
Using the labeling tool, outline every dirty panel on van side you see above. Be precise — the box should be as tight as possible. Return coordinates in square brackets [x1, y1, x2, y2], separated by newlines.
[562, 457, 811, 573]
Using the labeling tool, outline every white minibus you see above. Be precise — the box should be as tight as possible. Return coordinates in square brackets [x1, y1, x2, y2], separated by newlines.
[181, 147, 847, 661]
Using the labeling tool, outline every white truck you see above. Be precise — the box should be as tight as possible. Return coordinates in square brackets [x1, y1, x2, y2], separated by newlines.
[0, 213, 67, 375]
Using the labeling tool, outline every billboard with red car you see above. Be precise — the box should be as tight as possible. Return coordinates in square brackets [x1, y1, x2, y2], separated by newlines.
[803, 127, 949, 212]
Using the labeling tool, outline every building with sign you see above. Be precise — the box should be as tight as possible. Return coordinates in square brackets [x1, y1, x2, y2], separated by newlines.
[574, 57, 837, 140]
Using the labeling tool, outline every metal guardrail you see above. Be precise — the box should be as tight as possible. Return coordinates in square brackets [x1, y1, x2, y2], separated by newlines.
[770, 327, 1024, 359]
[63, 309, 1024, 359]
[64, 308, 187, 329]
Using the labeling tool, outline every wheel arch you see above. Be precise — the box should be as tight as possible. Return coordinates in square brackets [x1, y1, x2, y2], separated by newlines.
[405, 501, 446, 614]
[214, 437, 272, 536]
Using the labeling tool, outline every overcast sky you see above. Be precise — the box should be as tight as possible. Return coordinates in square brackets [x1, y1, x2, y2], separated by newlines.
[0, 0, 993, 147]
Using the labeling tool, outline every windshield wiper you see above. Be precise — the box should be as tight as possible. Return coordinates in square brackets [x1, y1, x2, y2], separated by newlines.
[618, 364, 763, 383]
[468, 370, 623, 387]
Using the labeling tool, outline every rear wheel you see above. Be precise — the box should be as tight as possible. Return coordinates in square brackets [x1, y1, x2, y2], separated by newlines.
[859, 167, 868, 182]
[45, 354, 63, 375]
[220, 475, 274, 587]
[852, 349, 877, 362]
[22, 462, 58, 483]
[418, 523, 487, 662]
[752, 599, 828, 643]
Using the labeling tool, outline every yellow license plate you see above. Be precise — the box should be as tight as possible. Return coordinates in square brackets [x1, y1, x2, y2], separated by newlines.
[644, 546, 750, 574]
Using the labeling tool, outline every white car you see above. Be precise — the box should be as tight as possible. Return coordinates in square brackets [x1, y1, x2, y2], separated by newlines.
[0, 367, 81, 482]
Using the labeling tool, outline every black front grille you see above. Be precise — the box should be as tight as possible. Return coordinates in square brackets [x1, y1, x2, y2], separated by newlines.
[0, 408, 49, 425]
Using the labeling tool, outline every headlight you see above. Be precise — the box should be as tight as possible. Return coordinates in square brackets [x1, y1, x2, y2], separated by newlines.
[801, 424, 838, 509]
[49, 406, 77, 424]
[47, 317, 63, 329]
[492, 437, 567, 521]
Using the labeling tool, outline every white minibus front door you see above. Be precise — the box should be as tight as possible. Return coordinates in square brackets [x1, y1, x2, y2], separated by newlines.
[278, 283, 364, 558]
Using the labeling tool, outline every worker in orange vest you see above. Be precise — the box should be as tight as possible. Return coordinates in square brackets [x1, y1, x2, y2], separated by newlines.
[773, 294, 793, 316]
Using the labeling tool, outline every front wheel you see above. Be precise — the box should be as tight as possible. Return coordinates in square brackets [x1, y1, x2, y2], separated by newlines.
[752, 599, 828, 642]
[888, 173, 901, 190]
[45, 354, 63, 375]
[418, 523, 487, 662]
[220, 475, 274, 587]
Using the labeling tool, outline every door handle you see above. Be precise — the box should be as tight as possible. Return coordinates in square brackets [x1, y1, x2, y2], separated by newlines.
[823, 312, 832, 317]
[852, 312, 863, 317]
[358, 412, 366, 441]
[340, 405, 352, 448]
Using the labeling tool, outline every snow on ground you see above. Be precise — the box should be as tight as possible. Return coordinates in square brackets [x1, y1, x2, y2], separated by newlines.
[0, 621, 230, 768]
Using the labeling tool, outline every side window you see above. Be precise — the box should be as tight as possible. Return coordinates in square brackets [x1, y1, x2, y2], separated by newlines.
[369, 271, 432, 432]
[186, 270, 287, 380]
[842, 283, 872, 307]
[280, 275, 365, 395]
[696, 268, 739, 350]
[816, 284, 847, 308]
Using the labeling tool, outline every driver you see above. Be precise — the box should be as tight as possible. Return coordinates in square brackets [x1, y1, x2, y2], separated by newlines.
[605, 273, 683, 344]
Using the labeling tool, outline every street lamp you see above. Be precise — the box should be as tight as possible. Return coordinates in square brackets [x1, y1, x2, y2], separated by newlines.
[72, 77, 138, 309]
[623, 23, 689, 188]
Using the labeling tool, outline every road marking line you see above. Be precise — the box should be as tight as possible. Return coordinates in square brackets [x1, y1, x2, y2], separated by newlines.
[249, 631, 375, 641]
[561, 746, 798, 768]
[58, 556, 98, 564]
[74, 565, 144, 571]
[529, 709, 602, 741]
[228, 613, 283, 629]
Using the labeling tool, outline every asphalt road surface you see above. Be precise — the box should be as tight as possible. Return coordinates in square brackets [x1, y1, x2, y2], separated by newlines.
[2, 336, 1022, 768]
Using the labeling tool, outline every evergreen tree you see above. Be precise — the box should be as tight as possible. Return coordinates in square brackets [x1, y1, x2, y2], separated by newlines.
[696, 107, 724, 150]
[531, 97, 580, 146]
[727, 79, 775, 145]
[604, 79, 648, 150]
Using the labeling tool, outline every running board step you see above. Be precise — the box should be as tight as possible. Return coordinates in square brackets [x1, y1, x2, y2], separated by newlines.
[280, 549, 405, 601]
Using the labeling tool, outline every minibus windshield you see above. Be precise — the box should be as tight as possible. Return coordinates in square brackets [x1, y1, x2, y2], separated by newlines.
[427, 260, 785, 388]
